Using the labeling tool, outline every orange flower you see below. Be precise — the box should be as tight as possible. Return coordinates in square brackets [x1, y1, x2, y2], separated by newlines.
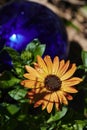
[21, 55, 83, 113]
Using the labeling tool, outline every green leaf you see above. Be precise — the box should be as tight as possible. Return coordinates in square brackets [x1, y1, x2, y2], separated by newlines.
[0, 71, 20, 88]
[8, 88, 27, 101]
[81, 50, 87, 72]
[13, 66, 25, 78]
[25, 39, 46, 61]
[2, 46, 23, 69]
[33, 44, 46, 61]
[20, 39, 46, 65]
[75, 120, 87, 130]
[21, 51, 32, 61]
[40, 126, 48, 130]
[7, 104, 20, 115]
[47, 107, 67, 123]
[3, 46, 21, 62]
[25, 39, 40, 52]
[17, 114, 26, 121]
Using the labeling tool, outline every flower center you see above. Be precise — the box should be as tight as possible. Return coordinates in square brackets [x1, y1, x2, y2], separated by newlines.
[44, 75, 62, 91]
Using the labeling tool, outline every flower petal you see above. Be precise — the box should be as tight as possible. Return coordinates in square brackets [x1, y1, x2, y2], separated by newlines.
[61, 86, 78, 93]
[59, 60, 65, 71]
[62, 77, 82, 87]
[37, 55, 48, 73]
[52, 56, 59, 74]
[28, 90, 35, 100]
[46, 94, 54, 113]
[57, 91, 68, 105]
[57, 60, 65, 77]
[42, 93, 51, 110]
[23, 73, 43, 82]
[25, 65, 41, 78]
[47, 101, 53, 113]
[44, 55, 53, 74]
[52, 92, 60, 110]
[34, 100, 43, 108]
[66, 93, 73, 100]
[61, 64, 77, 81]
[21, 80, 41, 88]
[56, 91, 62, 104]
[59, 60, 70, 77]
[34, 64, 47, 79]
[61, 94, 68, 105]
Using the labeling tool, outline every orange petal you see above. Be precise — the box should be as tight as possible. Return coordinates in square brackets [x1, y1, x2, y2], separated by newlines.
[42, 100, 48, 110]
[62, 96, 68, 105]
[52, 92, 60, 110]
[44, 55, 53, 74]
[59, 60, 65, 71]
[34, 62, 40, 69]
[28, 87, 41, 95]
[57, 91, 68, 105]
[57, 60, 65, 77]
[62, 77, 83, 87]
[59, 60, 70, 77]
[60, 93, 68, 105]
[42, 93, 51, 110]
[23, 73, 43, 82]
[28, 91, 34, 100]
[47, 101, 53, 113]
[52, 56, 59, 74]
[34, 63, 47, 78]
[37, 55, 48, 73]
[61, 64, 77, 81]
[66, 93, 73, 100]
[51, 92, 58, 103]
[61, 86, 78, 93]
[56, 91, 62, 104]
[21, 80, 41, 88]
[34, 100, 43, 108]
[25, 65, 41, 78]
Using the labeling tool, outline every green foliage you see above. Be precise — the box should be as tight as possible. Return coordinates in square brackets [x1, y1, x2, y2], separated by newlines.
[0, 71, 20, 88]
[47, 107, 67, 123]
[8, 87, 27, 101]
[81, 50, 87, 72]
[0, 39, 87, 130]
[7, 104, 20, 115]
[25, 38, 46, 61]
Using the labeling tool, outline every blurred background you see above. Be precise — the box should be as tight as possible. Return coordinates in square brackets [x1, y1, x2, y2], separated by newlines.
[0, 0, 87, 51]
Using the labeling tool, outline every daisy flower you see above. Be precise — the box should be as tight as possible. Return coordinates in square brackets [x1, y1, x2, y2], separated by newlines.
[21, 55, 82, 113]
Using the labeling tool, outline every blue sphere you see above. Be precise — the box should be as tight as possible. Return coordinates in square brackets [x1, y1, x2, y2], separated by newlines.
[0, 1, 68, 71]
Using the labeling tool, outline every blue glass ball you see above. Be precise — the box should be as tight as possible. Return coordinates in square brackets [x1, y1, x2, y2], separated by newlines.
[0, 1, 68, 71]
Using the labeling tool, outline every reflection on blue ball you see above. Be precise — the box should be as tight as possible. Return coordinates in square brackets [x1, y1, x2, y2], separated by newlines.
[0, 1, 68, 71]
[9, 33, 25, 49]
